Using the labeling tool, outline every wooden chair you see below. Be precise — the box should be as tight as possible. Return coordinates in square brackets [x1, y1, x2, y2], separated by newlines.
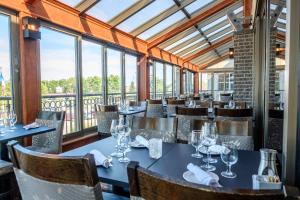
[215, 116, 253, 151]
[267, 109, 284, 152]
[130, 116, 177, 143]
[166, 99, 185, 116]
[95, 105, 119, 135]
[26, 111, 66, 154]
[0, 159, 19, 199]
[146, 99, 165, 118]
[128, 101, 147, 117]
[198, 101, 210, 108]
[175, 107, 208, 143]
[220, 93, 232, 102]
[127, 161, 284, 200]
[8, 141, 129, 200]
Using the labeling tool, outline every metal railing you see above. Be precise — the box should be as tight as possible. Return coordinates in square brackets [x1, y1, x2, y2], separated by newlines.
[0, 96, 13, 118]
[41, 93, 137, 134]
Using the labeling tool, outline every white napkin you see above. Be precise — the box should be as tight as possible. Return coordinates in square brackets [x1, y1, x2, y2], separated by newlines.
[187, 163, 218, 186]
[135, 135, 149, 148]
[23, 122, 40, 130]
[90, 150, 110, 168]
[208, 145, 224, 154]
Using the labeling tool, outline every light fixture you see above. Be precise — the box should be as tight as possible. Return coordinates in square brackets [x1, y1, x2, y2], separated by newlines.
[23, 16, 41, 40]
[229, 48, 234, 59]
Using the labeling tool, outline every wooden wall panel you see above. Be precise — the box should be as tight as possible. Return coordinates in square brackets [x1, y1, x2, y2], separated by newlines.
[138, 56, 149, 101]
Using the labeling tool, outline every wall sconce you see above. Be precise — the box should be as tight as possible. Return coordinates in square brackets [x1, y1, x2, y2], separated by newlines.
[148, 59, 153, 66]
[23, 16, 41, 40]
[229, 48, 234, 59]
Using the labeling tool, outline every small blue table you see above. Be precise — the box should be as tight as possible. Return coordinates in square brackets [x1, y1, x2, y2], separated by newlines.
[0, 124, 55, 161]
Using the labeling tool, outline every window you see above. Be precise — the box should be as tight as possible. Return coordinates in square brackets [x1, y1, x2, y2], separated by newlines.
[107, 48, 122, 104]
[155, 62, 164, 99]
[165, 64, 173, 97]
[173, 67, 181, 97]
[0, 10, 17, 119]
[40, 27, 78, 134]
[200, 73, 213, 92]
[82, 40, 103, 129]
[125, 54, 138, 102]
[184, 71, 194, 94]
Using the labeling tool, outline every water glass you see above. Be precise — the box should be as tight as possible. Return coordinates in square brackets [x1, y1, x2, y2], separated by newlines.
[9, 110, 17, 129]
[149, 138, 162, 159]
[221, 142, 238, 178]
[118, 133, 130, 163]
[110, 119, 122, 157]
[190, 130, 203, 158]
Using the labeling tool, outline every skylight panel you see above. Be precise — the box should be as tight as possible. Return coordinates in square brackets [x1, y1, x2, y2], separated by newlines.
[278, 18, 286, 24]
[185, 0, 215, 14]
[117, 0, 175, 33]
[59, 0, 82, 7]
[173, 37, 205, 55]
[210, 30, 233, 43]
[233, 6, 243, 14]
[138, 11, 186, 40]
[164, 31, 199, 51]
[182, 43, 209, 57]
[206, 24, 231, 37]
[277, 27, 286, 32]
[201, 15, 227, 31]
[86, 0, 138, 22]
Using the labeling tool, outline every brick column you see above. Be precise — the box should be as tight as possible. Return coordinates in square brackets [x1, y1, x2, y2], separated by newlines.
[268, 28, 277, 103]
[233, 30, 254, 105]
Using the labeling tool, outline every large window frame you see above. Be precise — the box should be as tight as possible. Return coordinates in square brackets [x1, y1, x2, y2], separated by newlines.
[39, 22, 139, 138]
[149, 60, 179, 99]
[0, 7, 20, 121]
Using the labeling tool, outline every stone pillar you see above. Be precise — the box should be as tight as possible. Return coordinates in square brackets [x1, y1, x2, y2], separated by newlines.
[233, 30, 255, 105]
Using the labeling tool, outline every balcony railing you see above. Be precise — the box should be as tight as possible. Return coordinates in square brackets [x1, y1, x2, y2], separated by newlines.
[0, 96, 13, 118]
[42, 93, 137, 134]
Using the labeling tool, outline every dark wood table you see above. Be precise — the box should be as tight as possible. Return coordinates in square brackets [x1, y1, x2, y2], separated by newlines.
[0, 124, 55, 161]
[63, 137, 261, 190]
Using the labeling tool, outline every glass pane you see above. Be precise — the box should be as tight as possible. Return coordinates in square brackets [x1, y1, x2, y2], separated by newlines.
[165, 64, 173, 97]
[138, 11, 186, 40]
[0, 14, 13, 118]
[173, 37, 205, 55]
[201, 15, 227, 31]
[125, 54, 137, 103]
[149, 64, 154, 99]
[155, 62, 164, 99]
[117, 0, 174, 33]
[164, 31, 199, 51]
[206, 23, 231, 38]
[201, 73, 213, 91]
[107, 48, 122, 104]
[185, 0, 214, 14]
[87, 0, 138, 22]
[40, 27, 77, 134]
[59, 0, 82, 7]
[174, 67, 181, 97]
[82, 40, 102, 129]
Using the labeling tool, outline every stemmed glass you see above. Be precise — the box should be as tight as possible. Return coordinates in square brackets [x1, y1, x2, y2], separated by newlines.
[200, 122, 218, 171]
[118, 129, 130, 163]
[9, 110, 17, 129]
[221, 142, 238, 178]
[110, 119, 122, 157]
[190, 130, 203, 158]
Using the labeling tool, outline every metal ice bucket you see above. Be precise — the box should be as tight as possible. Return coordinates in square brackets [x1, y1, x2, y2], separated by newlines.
[258, 148, 278, 176]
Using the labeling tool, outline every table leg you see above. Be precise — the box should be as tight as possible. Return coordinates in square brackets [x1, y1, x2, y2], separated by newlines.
[0, 142, 9, 161]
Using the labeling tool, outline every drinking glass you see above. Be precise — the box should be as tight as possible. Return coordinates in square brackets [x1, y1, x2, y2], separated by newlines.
[9, 110, 17, 129]
[118, 132, 130, 163]
[110, 119, 122, 157]
[149, 138, 162, 159]
[221, 142, 238, 178]
[190, 130, 203, 158]
[202, 122, 218, 164]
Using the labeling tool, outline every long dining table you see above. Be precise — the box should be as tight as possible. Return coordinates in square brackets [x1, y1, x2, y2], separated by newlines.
[62, 137, 264, 190]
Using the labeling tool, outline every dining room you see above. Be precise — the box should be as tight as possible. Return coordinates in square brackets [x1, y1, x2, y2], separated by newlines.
[0, 0, 299, 199]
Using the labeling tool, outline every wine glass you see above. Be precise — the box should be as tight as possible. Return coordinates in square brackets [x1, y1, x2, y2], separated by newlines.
[118, 132, 130, 163]
[9, 110, 17, 129]
[221, 142, 238, 178]
[110, 119, 122, 157]
[190, 130, 203, 158]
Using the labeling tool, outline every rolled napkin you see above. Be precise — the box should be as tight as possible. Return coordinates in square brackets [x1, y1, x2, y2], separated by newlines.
[208, 145, 224, 154]
[135, 135, 149, 148]
[23, 122, 40, 130]
[187, 163, 218, 186]
[90, 150, 110, 168]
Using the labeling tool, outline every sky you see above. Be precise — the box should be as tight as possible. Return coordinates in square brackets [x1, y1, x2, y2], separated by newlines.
[0, 14, 11, 83]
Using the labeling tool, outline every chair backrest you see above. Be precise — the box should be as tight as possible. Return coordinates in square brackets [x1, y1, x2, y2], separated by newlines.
[215, 108, 253, 117]
[7, 141, 102, 200]
[167, 99, 185, 105]
[166, 100, 186, 115]
[175, 107, 208, 143]
[38, 111, 65, 121]
[95, 105, 119, 134]
[215, 117, 253, 150]
[146, 100, 164, 118]
[198, 101, 210, 108]
[130, 116, 177, 143]
[127, 161, 283, 200]
[32, 111, 66, 154]
[235, 101, 247, 109]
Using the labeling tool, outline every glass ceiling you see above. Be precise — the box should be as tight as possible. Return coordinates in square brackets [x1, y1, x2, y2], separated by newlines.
[57, 0, 249, 66]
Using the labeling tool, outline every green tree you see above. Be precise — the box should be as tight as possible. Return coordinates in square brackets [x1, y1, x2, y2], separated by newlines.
[107, 75, 121, 94]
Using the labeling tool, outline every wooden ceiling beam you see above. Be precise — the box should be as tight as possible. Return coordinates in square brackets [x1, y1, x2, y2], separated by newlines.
[109, 0, 155, 27]
[243, 0, 252, 27]
[24, 0, 37, 4]
[148, 0, 237, 49]
[199, 53, 230, 70]
[183, 35, 233, 62]
[276, 32, 285, 41]
[75, 0, 100, 14]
